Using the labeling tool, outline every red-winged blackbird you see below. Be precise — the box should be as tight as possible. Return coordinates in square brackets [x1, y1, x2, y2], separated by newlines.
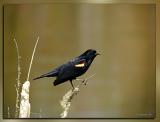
[33, 49, 100, 88]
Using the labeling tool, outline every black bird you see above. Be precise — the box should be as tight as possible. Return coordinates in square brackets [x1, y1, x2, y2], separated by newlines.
[33, 49, 100, 88]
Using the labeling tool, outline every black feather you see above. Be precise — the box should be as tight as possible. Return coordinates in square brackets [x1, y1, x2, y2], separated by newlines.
[33, 70, 58, 80]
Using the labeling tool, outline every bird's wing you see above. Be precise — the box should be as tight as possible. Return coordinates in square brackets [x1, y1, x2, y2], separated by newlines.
[56, 58, 86, 81]
[73, 59, 86, 68]
[70, 58, 86, 68]
[56, 63, 75, 81]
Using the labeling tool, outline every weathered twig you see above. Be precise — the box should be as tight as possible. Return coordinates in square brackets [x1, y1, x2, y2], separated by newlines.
[39, 108, 42, 118]
[19, 37, 39, 118]
[13, 38, 21, 118]
[27, 36, 39, 81]
[60, 73, 96, 118]
[8, 106, 10, 118]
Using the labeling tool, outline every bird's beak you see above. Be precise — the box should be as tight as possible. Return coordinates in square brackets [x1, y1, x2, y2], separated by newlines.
[96, 53, 100, 56]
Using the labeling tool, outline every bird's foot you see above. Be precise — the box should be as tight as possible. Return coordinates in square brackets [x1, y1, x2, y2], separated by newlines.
[82, 80, 87, 85]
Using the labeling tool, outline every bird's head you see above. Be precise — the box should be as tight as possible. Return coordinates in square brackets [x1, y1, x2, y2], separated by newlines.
[81, 49, 100, 59]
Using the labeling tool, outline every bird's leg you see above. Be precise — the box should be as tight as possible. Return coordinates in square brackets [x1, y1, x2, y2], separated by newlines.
[70, 80, 74, 90]
[76, 78, 87, 85]
[76, 78, 86, 85]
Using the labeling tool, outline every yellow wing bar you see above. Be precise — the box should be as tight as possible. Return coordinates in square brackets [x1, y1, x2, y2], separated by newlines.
[75, 63, 85, 67]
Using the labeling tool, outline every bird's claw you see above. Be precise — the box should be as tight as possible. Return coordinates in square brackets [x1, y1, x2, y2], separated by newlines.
[82, 80, 87, 85]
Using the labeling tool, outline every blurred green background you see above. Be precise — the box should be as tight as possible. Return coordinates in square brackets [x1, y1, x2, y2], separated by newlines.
[3, 2, 156, 119]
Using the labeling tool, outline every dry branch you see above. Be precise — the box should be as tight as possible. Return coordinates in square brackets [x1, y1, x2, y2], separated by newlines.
[13, 38, 21, 118]
[19, 81, 31, 118]
[19, 37, 39, 118]
[60, 73, 96, 118]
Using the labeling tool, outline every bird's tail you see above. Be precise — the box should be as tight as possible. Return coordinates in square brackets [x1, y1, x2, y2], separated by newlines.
[33, 75, 44, 80]
[33, 70, 58, 80]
